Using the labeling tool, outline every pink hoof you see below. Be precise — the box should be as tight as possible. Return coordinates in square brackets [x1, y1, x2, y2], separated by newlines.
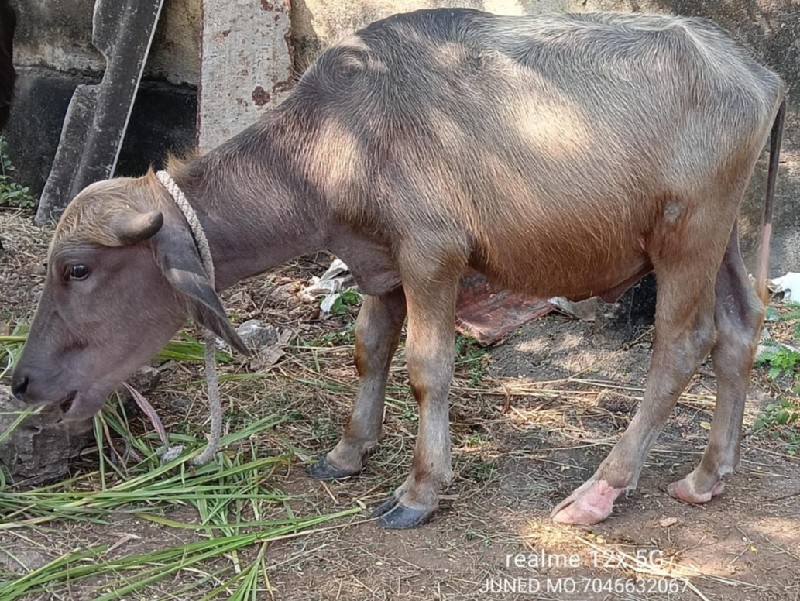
[668, 477, 725, 505]
[551, 480, 624, 526]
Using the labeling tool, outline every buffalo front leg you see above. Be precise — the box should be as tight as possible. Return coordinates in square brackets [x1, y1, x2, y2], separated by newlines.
[669, 226, 763, 503]
[307, 288, 406, 480]
[373, 277, 458, 529]
[552, 258, 718, 525]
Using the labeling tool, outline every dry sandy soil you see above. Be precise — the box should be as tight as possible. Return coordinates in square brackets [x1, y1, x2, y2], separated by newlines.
[1, 208, 799, 600]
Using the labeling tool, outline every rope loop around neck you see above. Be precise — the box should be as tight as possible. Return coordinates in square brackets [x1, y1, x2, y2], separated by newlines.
[155, 169, 223, 466]
[155, 170, 215, 285]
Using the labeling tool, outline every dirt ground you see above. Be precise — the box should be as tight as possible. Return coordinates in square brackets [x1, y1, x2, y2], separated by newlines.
[258, 316, 800, 601]
[1, 208, 799, 600]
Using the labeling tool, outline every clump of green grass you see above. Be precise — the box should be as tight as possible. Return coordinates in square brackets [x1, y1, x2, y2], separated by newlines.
[755, 399, 799, 430]
[755, 303, 800, 392]
[0, 507, 357, 600]
[0, 410, 287, 524]
[329, 289, 361, 316]
[755, 342, 800, 387]
[0, 323, 27, 380]
[460, 457, 496, 483]
[155, 331, 234, 363]
[0, 327, 359, 599]
[0, 403, 359, 599]
[315, 321, 356, 347]
[753, 303, 800, 455]
[1, 327, 233, 381]
[455, 334, 488, 387]
[754, 399, 800, 456]
[0, 137, 34, 210]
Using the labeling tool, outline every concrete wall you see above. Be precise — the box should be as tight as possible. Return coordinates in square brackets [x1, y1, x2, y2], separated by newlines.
[6, 0, 800, 274]
[13, 0, 201, 84]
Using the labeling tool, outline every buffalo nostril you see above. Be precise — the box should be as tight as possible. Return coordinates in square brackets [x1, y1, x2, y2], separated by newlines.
[11, 372, 29, 400]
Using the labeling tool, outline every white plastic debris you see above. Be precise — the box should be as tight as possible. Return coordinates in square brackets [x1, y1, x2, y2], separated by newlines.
[301, 258, 357, 313]
[771, 272, 800, 302]
[320, 294, 339, 313]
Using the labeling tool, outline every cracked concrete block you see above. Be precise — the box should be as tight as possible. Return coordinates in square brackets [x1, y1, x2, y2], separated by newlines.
[0, 366, 163, 486]
[0, 385, 93, 486]
[198, 0, 293, 151]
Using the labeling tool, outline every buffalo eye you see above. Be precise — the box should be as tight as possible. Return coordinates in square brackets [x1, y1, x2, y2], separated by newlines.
[67, 264, 90, 281]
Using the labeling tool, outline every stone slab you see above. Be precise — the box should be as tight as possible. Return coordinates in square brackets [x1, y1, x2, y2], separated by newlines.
[35, 0, 164, 224]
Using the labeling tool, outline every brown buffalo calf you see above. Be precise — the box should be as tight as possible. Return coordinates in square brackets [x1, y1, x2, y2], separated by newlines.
[12, 9, 785, 529]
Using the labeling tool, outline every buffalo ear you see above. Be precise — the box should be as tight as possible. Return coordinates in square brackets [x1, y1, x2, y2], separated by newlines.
[154, 224, 251, 356]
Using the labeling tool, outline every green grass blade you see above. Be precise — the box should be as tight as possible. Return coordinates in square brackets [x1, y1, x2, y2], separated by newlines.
[0, 406, 37, 446]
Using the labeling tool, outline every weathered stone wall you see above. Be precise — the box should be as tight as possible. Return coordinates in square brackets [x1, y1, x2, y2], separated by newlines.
[6, 0, 800, 274]
[13, 0, 201, 84]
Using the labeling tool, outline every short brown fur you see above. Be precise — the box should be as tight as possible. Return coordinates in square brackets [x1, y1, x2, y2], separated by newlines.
[13, 9, 785, 528]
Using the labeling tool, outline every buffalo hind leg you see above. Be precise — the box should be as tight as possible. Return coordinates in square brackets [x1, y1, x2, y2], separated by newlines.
[372, 274, 458, 528]
[669, 225, 763, 503]
[552, 248, 718, 525]
[307, 287, 406, 479]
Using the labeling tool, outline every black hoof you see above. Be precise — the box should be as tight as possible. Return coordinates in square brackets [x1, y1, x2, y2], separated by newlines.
[376, 502, 434, 529]
[306, 456, 360, 480]
[370, 495, 399, 518]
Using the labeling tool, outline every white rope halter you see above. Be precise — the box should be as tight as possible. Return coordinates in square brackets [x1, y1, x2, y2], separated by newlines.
[156, 169, 224, 466]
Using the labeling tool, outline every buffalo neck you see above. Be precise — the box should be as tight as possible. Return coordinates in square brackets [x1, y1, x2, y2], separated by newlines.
[169, 110, 330, 291]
